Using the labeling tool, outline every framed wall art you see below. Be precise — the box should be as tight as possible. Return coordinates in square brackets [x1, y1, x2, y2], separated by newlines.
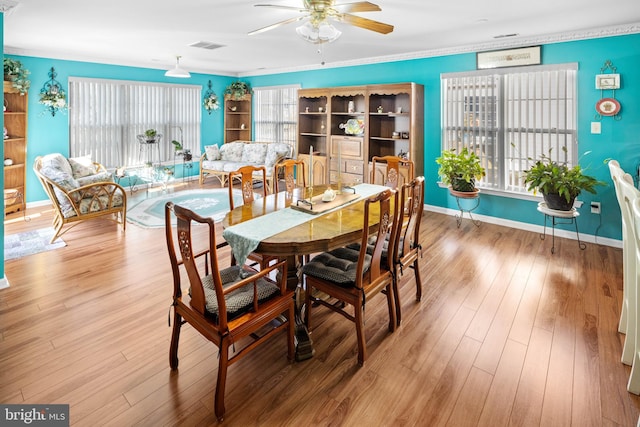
[477, 46, 541, 70]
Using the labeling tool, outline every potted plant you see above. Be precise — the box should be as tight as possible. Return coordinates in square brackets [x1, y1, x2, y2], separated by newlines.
[144, 128, 158, 141]
[3, 58, 30, 94]
[224, 81, 252, 100]
[436, 147, 486, 195]
[522, 153, 605, 211]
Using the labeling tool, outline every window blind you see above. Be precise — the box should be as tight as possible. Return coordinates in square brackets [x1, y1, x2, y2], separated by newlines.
[69, 78, 201, 169]
[441, 63, 577, 195]
[253, 85, 299, 151]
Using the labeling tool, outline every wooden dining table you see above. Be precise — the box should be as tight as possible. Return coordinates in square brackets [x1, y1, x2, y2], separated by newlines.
[222, 183, 390, 360]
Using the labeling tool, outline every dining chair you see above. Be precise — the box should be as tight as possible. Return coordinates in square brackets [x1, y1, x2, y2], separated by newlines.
[618, 172, 640, 368]
[273, 158, 306, 193]
[391, 176, 425, 325]
[228, 165, 268, 209]
[629, 197, 640, 394]
[302, 188, 399, 365]
[610, 160, 635, 358]
[370, 155, 415, 188]
[165, 202, 295, 421]
[228, 165, 276, 270]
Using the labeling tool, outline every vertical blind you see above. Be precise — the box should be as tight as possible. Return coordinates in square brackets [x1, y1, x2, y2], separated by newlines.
[69, 77, 201, 168]
[441, 64, 577, 194]
[253, 85, 299, 151]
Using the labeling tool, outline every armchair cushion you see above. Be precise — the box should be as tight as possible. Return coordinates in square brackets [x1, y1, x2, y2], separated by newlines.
[302, 247, 372, 287]
[219, 141, 245, 162]
[265, 143, 293, 168]
[201, 265, 281, 322]
[204, 144, 221, 161]
[69, 155, 98, 178]
[241, 143, 268, 164]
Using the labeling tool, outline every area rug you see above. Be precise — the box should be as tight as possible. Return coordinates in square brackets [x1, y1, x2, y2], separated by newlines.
[127, 189, 244, 229]
[4, 228, 66, 261]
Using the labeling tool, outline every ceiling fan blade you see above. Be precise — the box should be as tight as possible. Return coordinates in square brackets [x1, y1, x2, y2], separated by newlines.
[248, 15, 306, 36]
[254, 4, 307, 12]
[340, 14, 394, 34]
[333, 2, 381, 13]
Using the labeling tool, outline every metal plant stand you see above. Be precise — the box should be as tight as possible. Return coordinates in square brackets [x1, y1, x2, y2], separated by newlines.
[537, 202, 586, 254]
[450, 188, 480, 228]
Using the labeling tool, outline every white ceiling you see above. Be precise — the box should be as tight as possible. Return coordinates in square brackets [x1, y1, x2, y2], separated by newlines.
[3, 0, 640, 77]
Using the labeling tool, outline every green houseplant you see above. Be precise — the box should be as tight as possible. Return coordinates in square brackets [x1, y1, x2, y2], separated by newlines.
[436, 147, 486, 193]
[224, 80, 252, 100]
[522, 153, 605, 211]
[3, 58, 30, 94]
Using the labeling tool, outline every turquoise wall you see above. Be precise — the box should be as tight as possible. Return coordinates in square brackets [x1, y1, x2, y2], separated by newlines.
[3, 55, 234, 204]
[247, 33, 640, 241]
[5, 33, 640, 242]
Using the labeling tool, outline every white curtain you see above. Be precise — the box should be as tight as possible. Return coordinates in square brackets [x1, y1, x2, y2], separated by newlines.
[69, 77, 201, 168]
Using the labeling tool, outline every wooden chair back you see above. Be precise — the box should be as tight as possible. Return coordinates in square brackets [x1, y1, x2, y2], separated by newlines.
[228, 165, 268, 210]
[371, 155, 414, 188]
[274, 158, 306, 192]
[164, 201, 294, 421]
[391, 176, 425, 324]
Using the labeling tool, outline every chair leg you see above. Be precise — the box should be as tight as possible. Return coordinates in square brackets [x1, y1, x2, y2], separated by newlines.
[629, 351, 640, 394]
[304, 285, 313, 332]
[215, 338, 230, 422]
[354, 298, 367, 366]
[386, 284, 397, 332]
[413, 260, 422, 302]
[169, 311, 182, 370]
[393, 274, 402, 326]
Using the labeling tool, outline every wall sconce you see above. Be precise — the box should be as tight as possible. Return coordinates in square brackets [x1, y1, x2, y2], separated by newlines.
[39, 67, 67, 117]
[203, 80, 219, 115]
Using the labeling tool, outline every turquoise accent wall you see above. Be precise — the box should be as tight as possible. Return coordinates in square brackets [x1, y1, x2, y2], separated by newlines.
[248, 33, 640, 241]
[5, 33, 640, 243]
[3, 54, 234, 204]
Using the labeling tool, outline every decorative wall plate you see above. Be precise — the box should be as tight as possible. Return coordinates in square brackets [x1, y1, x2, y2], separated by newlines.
[596, 97, 621, 116]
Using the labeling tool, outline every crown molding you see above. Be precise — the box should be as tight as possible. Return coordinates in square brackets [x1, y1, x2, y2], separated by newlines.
[240, 22, 640, 77]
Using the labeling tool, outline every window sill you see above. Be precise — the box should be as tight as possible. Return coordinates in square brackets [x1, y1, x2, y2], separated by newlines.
[437, 182, 584, 208]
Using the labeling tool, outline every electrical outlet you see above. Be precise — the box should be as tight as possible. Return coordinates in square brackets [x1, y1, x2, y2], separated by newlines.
[591, 201, 601, 214]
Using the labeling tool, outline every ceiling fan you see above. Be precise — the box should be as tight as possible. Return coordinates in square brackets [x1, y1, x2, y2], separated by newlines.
[248, 0, 393, 43]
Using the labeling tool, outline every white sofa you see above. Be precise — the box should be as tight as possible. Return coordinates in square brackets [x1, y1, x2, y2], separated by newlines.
[199, 141, 292, 190]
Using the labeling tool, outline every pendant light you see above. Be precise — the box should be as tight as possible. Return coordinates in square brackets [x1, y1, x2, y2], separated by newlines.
[165, 55, 191, 78]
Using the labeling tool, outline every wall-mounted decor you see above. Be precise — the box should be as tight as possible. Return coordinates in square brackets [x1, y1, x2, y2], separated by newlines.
[39, 67, 67, 117]
[476, 46, 541, 69]
[595, 60, 621, 121]
[203, 80, 219, 115]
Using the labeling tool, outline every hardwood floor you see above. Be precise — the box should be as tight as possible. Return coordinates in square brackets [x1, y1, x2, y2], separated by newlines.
[1, 180, 638, 426]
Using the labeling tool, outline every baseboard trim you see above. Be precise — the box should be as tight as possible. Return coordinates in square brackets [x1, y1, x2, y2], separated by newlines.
[425, 204, 622, 249]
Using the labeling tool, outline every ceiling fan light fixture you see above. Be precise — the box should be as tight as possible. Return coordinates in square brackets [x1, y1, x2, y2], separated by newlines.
[296, 21, 341, 44]
[165, 55, 191, 78]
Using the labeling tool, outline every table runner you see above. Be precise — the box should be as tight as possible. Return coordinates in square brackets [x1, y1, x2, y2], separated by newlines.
[222, 183, 387, 267]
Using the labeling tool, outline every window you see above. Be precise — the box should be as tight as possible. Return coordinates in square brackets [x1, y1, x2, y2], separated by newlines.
[253, 85, 299, 151]
[69, 78, 201, 169]
[441, 64, 578, 195]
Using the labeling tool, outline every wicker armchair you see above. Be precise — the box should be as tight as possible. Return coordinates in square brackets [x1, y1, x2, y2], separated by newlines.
[33, 153, 127, 243]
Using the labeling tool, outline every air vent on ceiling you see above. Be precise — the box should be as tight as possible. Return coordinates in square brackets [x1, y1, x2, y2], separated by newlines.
[493, 33, 519, 39]
[0, 0, 20, 15]
[189, 41, 225, 50]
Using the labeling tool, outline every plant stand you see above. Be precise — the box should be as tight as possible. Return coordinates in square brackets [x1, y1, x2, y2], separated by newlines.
[537, 202, 586, 254]
[450, 188, 480, 228]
